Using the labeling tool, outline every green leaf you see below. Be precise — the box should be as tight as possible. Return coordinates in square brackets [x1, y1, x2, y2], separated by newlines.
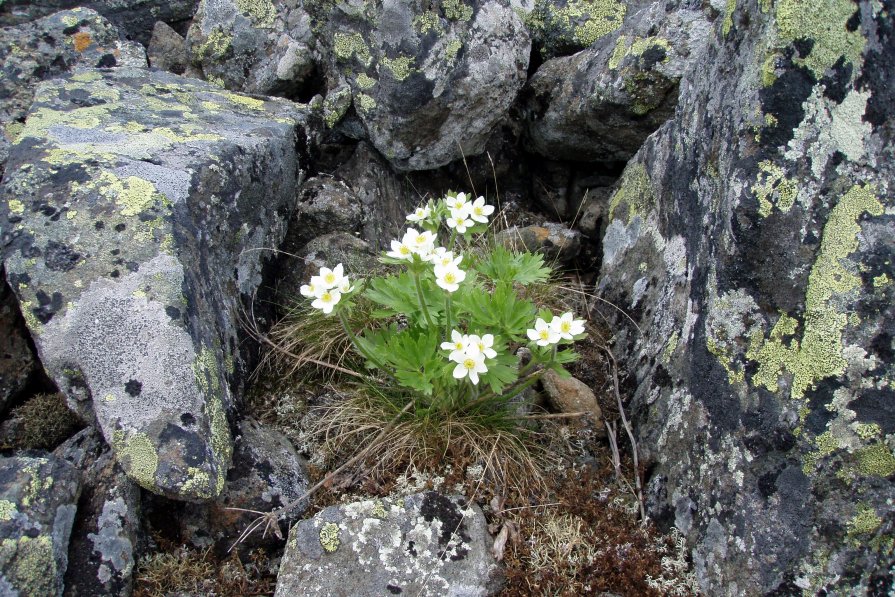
[476, 245, 552, 286]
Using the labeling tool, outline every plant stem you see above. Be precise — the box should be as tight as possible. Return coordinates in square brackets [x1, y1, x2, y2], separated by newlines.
[412, 270, 435, 328]
[445, 295, 453, 338]
[338, 311, 384, 370]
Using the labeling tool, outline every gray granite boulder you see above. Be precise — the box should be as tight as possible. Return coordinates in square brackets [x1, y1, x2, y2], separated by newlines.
[515, 0, 631, 59]
[0, 67, 315, 501]
[0, 8, 146, 175]
[0, 454, 81, 596]
[595, 0, 894, 593]
[275, 491, 503, 596]
[186, 0, 317, 98]
[55, 427, 141, 597]
[523, 1, 712, 163]
[316, 0, 530, 171]
[148, 21, 190, 75]
[0, 0, 198, 46]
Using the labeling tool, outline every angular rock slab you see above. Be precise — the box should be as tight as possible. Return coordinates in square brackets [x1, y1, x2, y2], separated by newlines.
[595, 0, 894, 593]
[276, 492, 503, 596]
[55, 427, 141, 597]
[0, 67, 312, 501]
[523, 1, 711, 163]
[317, 0, 530, 171]
[0, 455, 81, 597]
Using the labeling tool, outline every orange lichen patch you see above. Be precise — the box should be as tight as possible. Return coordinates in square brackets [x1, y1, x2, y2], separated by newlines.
[72, 32, 92, 53]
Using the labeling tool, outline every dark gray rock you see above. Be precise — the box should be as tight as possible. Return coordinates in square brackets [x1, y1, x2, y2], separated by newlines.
[148, 21, 189, 75]
[0, 67, 316, 501]
[0, 8, 146, 175]
[522, 2, 711, 163]
[496, 222, 582, 264]
[292, 177, 365, 248]
[0, 0, 198, 46]
[0, 270, 36, 414]
[315, 0, 530, 171]
[186, 0, 317, 98]
[595, 0, 894, 593]
[55, 427, 140, 597]
[514, 0, 633, 59]
[0, 454, 81, 597]
[275, 491, 503, 596]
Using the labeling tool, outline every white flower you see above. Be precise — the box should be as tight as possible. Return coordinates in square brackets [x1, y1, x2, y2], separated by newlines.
[427, 247, 463, 268]
[550, 312, 586, 340]
[451, 351, 488, 385]
[441, 329, 469, 353]
[386, 238, 414, 260]
[527, 317, 560, 346]
[406, 205, 431, 223]
[467, 333, 497, 359]
[299, 280, 320, 298]
[444, 192, 469, 212]
[446, 211, 473, 234]
[338, 278, 354, 293]
[313, 264, 345, 289]
[469, 196, 494, 223]
[434, 262, 466, 292]
[311, 287, 342, 314]
[402, 228, 436, 257]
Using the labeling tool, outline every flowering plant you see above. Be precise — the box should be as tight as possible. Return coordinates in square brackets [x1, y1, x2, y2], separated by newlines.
[301, 191, 586, 414]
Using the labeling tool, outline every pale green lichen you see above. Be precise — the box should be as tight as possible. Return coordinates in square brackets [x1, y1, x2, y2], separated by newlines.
[750, 185, 883, 401]
[872, 273, 890, 288]
[7, 199, 24, 215]
[355, 93, 376, 113]
[195, 28, 232, 61]
[708, 337, 746, 385]
[761, 53, 779, 87]
[802, 430, 840, 474]
[333, 33, 371, 67]
[414, 11, 443, 34]
[371, 501, 388, 518]
[207, 395, 232, 495]
[234, 0, 278, 28]
[847, 503, 881, 536]
[753, 160, 798, 217]
[323, 87, 352, 128]
[223, 92, 266, 111]
[855, 422, 881, 440]
[4, 121, 24, 143]
[609, 35, 671, 70]
[661, 331, 680, 364]
[319, 522, 340, 552]
[445, 39, 463, 62]
[92, 172, 167, 218]
[380, 55, 415, 81]
[722, 0, 736, 36]
[355, 73, 377, 90]
[608, 162, 653, 222]
[113, 431, 159, 490]
[443, 0, 473, 21]
[855, 443, 895, 477]
[775, 0, 864, 78]
[0, 535, 57, 595]
[0, 500, 17, 522]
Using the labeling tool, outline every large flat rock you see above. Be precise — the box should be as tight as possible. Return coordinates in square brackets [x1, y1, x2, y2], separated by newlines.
[0, 67, 314, 501]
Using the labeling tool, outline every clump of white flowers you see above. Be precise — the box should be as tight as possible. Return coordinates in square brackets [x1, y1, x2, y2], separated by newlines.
[527, 312, 586, 346]
[300, 263, 354, 314]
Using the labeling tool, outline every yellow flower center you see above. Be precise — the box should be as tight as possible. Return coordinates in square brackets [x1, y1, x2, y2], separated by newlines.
[474, 207, 483, 215]
[463, 358, 476, 370]
[539, 329, 550, 340]
[399, 246, 410, 255]
[325, 273, 336, 284]
[561, 321, 571, 333]
[322, 292, 333, 302]
[444, 273, 456, 283]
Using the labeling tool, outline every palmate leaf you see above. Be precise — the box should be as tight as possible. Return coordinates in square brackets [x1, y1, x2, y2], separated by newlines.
[382, 326, 442, 395]
[481, 352, 520, 395]
[456, 280, 536, 341]
[364, 274, 419, 316]
[477, 245, 552, 286]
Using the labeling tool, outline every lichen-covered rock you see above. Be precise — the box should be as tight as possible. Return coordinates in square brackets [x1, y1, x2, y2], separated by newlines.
[316, 0, 530, 171]
[595, 0, 894, 593]
[522, 1, 711, 163]
[186, 0, 317, 98]
[516, 0, 631, 59]
[55, 426, 140, 597]
[0, 67, 315, 501]
[275, 491, 503, 596]
[0, 8, 146, 174]
[0, 454, 81, 597]
[0, 270, 36, 413]
[148, 21, 190, 75]
[496, 222, 582, 263]
[0, 0, 198, 46]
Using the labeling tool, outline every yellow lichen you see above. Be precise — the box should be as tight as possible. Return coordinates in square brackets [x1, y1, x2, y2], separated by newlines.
[234, 0, 278, 28]
[8, 199, 24, 215]
[855, 422, 881, 440]
[223, 92, 265, 111]
[775, 0, 864, 78]
[855, 443, 895, 477]
[802, 430, 840, 474]
[753, 160, 798, 217]
[0, 535, 57, 595]
[333, 33, 371, 67]
[661, 331, 680, 364]
[319, 522, 341, 552]
[355, 73, 377, 90]
[847, 503, 881, 536]
[414, 11, 443, 34]
[207, 395, 232, 496]
[608, 162, 653, 222]
[113, 431, 159, 490]
[371, 500, 388, 519]
[355, 93, 376, 113]
[195, 28, 232, 61]
[445, 39, 463, 62]
[443, 0, 473, 21]
[872, 273, 890, 288]
[722, 0, 736, 36]
[380, 55, 415, 81]
[0, 500, 17, 522]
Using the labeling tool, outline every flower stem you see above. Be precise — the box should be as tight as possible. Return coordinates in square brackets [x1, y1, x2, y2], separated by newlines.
[412, 270, 435, 328]
[338, 311, 384, 370]
[445, 295, 453, 338]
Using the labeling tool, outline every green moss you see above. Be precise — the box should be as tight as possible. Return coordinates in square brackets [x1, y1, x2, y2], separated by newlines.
[380, 55, 415, 81]
[195, 28, 232, 61]
[443, 0, 473, 22]
[751, 185, 883, 400]
[722, 0, 736, 36]
[856, 443, 895, 477]
[355, 73, 377, 90]
[319, 522, 341, 552]
[7, 393, 79, 450]
[113, 431, 159, 490]
[234, 0, 277, 27]
[753, 160, 798, 217]
[608, 162, 653, 222]
[333, 33, 371, 67]
[775, 0, 865, 78]
[414, 11, 443, 34]
[355, 93, 376, 113]
[847, 503, 881, 536]
[445, 39, 463, 62]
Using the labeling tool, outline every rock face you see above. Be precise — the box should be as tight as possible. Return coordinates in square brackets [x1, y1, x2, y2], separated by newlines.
[0, 454, 81, 596]
[595, 0, 894, 593]
[516, 0, 631, 59]
[55, 427, 141, 597]
[0, 8, 146, 173]
[0, 271, 36, 413]
[0, 67, 314, 501]
[186, 0, 317, 98]
[0, 1, 198, 46]
[276, 491, 503, 596]
[317, 0, 530, 171]
[523, 1, 711, 163]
